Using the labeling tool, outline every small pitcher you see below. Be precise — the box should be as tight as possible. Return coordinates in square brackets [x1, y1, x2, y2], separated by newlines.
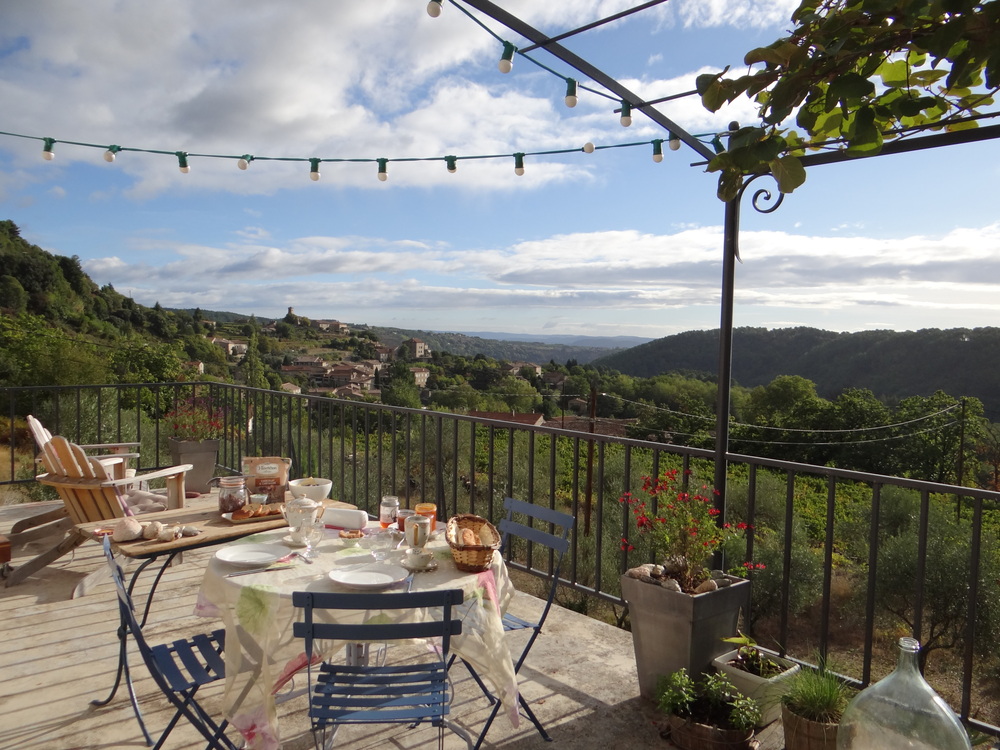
[281, 496, 325, 543]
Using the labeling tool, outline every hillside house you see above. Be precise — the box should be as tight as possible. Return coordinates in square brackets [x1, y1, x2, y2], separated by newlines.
[279, 382, 302, 395]
[400, 338, 431, 359]
[409, 367, 430, 387]
[374, 345, 394, 362]
[542, 371, 568, 388]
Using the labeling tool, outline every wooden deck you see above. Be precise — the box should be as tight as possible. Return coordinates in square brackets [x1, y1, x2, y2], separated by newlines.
[0, 498, 785, 749]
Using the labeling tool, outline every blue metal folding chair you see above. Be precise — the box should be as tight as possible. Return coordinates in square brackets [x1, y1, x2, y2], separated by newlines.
[100, 536, 238, 750]
[292, 588, 472, 750]
[460, 497, 575, 749]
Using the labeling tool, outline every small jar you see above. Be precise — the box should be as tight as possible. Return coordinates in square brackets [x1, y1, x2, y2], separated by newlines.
[414, 502, 437, 532]
[379, 495, 400, 529]
[396, 508, 415, 531]
[218, 476, 248, 514]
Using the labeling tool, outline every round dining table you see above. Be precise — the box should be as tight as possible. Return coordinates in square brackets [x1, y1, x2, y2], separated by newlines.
[195, 523, 520, 750]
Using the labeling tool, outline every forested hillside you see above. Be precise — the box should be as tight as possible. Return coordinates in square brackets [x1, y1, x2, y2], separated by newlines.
[594, 326, 1000, 416]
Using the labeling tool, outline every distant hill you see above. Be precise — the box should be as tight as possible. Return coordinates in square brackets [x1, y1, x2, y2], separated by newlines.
[359, 326, 617, 365]
[593, 326, 1000, 416]
[456, 332, 652, 349]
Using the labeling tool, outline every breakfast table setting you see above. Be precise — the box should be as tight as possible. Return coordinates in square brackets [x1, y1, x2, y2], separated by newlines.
[192, 492, 521, 750]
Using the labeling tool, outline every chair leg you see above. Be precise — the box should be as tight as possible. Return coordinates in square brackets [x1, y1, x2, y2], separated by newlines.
[10, 505, 68, 534]
[91, 623, 154, 746]
[473, 686, 552, 749]
[461, 658, 497, 705]
[9, 515, 73, 548]
[3, 534, 86, 587]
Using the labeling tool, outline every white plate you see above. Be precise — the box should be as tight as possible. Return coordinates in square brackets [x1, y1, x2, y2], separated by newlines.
[215, 543, 291, 567]
[328, 563, 409, 590]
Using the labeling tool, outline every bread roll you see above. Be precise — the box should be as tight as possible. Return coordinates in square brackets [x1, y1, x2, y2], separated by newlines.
[477, 525, 495, 547]
[460, 528, 478, 546]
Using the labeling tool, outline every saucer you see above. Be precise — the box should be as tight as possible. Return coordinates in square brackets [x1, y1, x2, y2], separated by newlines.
[401, 557, 438, 573]
[281, 535, 307, 548]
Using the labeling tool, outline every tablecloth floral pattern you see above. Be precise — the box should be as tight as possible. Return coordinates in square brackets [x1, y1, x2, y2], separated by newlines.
[196, 529, 519, 750]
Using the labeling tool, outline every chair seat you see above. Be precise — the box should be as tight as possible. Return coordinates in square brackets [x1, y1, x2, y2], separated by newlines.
[312, 661, 450, 725]
[151, 630, 227, 692]
[501, 611, 535, 632]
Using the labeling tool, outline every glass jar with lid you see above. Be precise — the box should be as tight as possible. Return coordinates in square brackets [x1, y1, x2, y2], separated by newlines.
[379, 495, 400, 529]
[218, 475, 248, 514]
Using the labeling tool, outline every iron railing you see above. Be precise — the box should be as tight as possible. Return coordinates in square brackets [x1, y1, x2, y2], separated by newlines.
[3, 382, 998, 737]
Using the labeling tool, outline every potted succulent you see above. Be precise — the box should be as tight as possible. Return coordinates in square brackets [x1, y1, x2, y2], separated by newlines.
[165, 394, 238, 492]
[780, 662, 853, 750]
[713, 631, 800, 726]
[656, 668, 760, 750]
[618, 469, 755, 699]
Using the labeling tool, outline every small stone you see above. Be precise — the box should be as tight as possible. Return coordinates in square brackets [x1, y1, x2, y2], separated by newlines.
[661, 555, 689, 575]
[639, 574, 658, 584]
[660, 577, 682, 592]
[715, 577, 732, 588]
[694, 578, 719, 594]
[626, 564, 656, 579]
[650, 565, 664, 578]
[180, 526, 200, 537]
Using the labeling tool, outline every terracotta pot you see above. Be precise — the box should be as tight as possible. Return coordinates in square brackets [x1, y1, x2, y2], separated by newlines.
[781, 703, 839, 750]
[168, 437, 219, 494]
[712, 648, 800, 726]
[621, 573, 750, 700]
[667, 714, 755, 750]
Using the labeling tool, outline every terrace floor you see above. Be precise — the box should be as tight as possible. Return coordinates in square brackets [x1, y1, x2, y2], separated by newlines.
[0, 498, 784, 750]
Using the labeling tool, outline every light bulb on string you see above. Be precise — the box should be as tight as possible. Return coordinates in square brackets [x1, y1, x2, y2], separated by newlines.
[668, 132, 681, 151]
[445, 156, 457, 173]
[377, 158, 388, 182]
[583, 142, 595, 154]
[619, 101, 632, 127]
[309, 158, 321, 181]
[651, 139, 663, 163]
[103, 145, 121, 163]
[513, 152, 525, 176]
[237, 154, 254, 170]
[498, 42, 515, 73]
[176, 151, 190, 173]
[42, 138, 56, 161]
[565, 79, 578, 108]
[427, 0, 443, 17]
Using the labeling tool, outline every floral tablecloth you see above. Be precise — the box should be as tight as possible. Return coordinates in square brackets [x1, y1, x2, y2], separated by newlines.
[195, 527, 519, 750]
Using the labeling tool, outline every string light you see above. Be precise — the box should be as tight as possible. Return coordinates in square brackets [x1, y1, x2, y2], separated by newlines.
[513, 152, 525, 175]
[42, 138, 56, 161]
[445, 155, 457, 173]
[565, 79, 578, 108]
[620, 100, 632, 127]
[583, 142, 595, 153]
[377, 158, 388, 181]
[668, 132, 681, 151]
[309, 158, 321, 181]
[103, 145, 121, 163]
[498, 42, 516, 74]
[651, 139, 663, 162]
[237, 154, 254, 170]
[176, 151, 190, 173]
[427, 0, 443, 17]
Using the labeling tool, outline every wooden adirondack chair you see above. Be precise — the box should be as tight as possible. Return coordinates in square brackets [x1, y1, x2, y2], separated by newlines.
[10, 415, 143, 540]
[2, 435, 191, 595]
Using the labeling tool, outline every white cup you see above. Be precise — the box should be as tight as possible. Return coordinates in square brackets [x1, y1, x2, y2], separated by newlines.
[405, 548, 434, 569]
[405, 514, 431, 550]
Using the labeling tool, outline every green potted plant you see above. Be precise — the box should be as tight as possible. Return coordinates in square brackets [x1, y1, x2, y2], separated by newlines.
[713, 631, 800, 726]
[656, 668, 760, 750]
[780, 662, 853, 750]
[165, 394, 238, 492]
[618, 469, 755, 698]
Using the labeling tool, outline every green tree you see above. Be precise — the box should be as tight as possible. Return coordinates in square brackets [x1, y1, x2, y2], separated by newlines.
[239, 330, 269, 390]
[0, 275, 28, 314]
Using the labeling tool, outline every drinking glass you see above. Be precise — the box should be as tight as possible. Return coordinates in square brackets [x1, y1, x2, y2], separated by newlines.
[297, 520, 325, 559]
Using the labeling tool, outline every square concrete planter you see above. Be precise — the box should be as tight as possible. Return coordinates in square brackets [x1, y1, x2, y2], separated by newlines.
[620, 573, 750, 700]
[713, 648, 800, 726]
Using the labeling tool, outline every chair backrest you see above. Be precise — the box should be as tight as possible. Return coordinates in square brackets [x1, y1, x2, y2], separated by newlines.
[499, 497, 575, 621]
[292, 589, 464, 663]
[37, 435, 128, 524]
[27, 414, 53, 451]
[101, 536, 153, 657]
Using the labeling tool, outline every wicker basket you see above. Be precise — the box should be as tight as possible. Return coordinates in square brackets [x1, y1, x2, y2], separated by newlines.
[446, 514, 501, 572]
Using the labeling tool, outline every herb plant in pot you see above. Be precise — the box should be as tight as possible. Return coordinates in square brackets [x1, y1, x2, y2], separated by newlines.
[618, 469, 754, 699]
[780, 663, 853, 750]
[657, 668, 760, 750]
[713, 631, 800, 726]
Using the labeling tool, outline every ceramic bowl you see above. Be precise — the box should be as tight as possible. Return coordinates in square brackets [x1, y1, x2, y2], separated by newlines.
[288, 477, 332, 501]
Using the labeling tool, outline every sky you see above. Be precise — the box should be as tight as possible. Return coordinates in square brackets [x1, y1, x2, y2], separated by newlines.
[2, 0, 999, 341]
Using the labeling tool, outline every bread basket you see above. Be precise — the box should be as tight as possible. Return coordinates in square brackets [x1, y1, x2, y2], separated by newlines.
[446, 514, 502, 572]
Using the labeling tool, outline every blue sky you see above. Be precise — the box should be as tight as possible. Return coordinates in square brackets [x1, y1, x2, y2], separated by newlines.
[2, 0, 999, 339]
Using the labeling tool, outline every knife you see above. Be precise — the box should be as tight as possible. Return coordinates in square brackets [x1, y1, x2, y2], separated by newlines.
[225, 564, 294, 578]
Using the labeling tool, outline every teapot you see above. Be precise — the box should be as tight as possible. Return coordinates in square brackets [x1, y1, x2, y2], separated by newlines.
[280, 496, 326, 542]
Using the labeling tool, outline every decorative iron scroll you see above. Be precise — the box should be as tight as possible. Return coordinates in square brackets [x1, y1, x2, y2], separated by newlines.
[737, 172, 784, 215]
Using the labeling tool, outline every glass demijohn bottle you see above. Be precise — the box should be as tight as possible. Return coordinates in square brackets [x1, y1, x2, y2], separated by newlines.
[837, 636, 971, 750]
